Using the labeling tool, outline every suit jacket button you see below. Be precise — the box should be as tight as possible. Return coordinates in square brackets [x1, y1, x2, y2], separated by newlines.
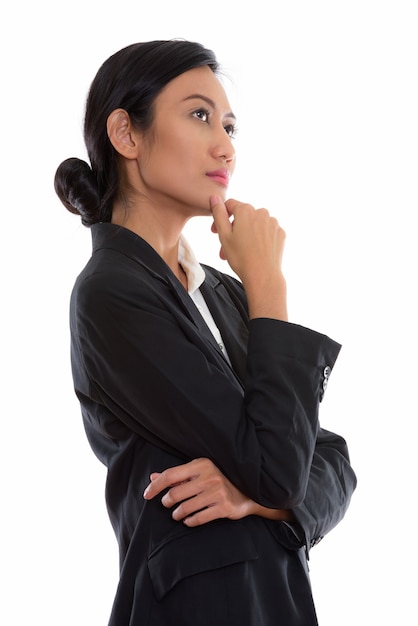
[321, 366, 332, 398]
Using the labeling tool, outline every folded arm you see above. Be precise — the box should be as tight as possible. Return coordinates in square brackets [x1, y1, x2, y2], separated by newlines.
[143, 426, 356, 550]
[143, 457, 296, 526]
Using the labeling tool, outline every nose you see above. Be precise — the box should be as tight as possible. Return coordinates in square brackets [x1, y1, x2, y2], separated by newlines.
[212, 126, 236, 163]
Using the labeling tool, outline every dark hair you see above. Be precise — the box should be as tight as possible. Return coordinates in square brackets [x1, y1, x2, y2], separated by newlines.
[54, 40, 219, 226]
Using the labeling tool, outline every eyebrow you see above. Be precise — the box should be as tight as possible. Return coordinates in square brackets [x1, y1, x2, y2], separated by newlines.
[183, 93, 236, 120]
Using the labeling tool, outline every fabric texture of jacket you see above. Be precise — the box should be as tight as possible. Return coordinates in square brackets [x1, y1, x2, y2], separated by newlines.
[70, 223, 357, 625]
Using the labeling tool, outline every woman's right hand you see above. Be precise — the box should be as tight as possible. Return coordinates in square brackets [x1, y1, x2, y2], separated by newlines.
[210, 195, 288, 321]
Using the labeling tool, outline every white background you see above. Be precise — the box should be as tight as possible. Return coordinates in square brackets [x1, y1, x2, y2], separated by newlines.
[1, 1, 417, 624]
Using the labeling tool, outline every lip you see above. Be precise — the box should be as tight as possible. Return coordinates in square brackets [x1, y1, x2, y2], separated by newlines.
[206, 168, 230, 187]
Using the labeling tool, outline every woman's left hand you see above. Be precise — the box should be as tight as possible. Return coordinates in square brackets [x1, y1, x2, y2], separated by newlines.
[143, 458, 294, 527]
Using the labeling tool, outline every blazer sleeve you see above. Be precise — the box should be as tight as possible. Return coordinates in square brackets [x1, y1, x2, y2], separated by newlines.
[285, 427, 357, 556]
[249, 320, 357, 554]
[71, 264, 354, 512]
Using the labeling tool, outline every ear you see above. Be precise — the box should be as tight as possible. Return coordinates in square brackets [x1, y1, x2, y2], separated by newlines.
[107, 109, 141, 159]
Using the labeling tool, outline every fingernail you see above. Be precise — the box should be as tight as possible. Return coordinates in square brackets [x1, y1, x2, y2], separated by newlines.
[143, 486, 150, 499]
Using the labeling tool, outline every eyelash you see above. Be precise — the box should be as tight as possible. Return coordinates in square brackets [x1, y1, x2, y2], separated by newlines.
[193, 108, 237, 139]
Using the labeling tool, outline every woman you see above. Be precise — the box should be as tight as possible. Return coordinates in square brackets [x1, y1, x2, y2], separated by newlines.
[55, 40, 356, 625]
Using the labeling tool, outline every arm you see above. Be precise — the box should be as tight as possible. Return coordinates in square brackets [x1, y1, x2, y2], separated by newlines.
[142, 430, 356, 544]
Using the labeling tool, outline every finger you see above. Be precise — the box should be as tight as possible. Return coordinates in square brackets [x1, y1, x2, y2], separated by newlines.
[210, 196, 233, 259]
[182, 505, 220, 527]
[160, 459, 218, 508]
[169, 468, 226, 517]
[161, 478, 200, 509]
[210, 220, 226, 259]
[210, 195, 232, 236]
[170, 490, 213, 520]
[143, 461, 199, 500]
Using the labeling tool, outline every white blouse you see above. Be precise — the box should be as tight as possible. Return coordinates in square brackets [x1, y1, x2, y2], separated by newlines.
[178, 236, 231, 365]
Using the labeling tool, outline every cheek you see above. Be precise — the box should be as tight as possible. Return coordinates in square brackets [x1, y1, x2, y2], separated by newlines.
[145, 129, 207, 183]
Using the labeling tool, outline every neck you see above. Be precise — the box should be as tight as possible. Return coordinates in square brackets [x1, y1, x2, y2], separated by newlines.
[111, 202, 188, 289]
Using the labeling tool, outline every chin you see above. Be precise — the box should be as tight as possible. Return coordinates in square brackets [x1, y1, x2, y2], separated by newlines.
[192, 206, 213, 218]
[188, 199, 216, 217]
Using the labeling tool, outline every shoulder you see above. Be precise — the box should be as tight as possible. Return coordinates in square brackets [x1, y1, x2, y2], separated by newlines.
[70, 247, 164, 322]
[72, 224, 171, 300]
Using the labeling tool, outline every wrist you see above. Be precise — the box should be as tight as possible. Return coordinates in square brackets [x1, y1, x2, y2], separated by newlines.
[251, 504, 296, 521]
[245, 275, 288, 321]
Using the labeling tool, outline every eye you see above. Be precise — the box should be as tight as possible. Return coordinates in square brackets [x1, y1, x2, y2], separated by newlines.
[224, 123, 237, 139]
[193, 108, 210, 123]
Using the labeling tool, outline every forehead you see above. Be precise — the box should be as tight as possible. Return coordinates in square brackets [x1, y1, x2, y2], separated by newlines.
[156, 65, 232, 113]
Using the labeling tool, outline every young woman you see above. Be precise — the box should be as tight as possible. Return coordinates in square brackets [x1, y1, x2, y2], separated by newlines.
[55, 40, 356, 625]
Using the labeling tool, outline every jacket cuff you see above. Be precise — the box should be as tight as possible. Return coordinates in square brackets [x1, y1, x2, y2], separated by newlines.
[248, 319, 342, 402]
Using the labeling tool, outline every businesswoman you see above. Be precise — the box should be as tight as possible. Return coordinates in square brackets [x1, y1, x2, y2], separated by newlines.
[54, 40, 356, 625]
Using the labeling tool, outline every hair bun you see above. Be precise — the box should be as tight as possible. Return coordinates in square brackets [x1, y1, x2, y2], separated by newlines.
[54, 157, 101, 226]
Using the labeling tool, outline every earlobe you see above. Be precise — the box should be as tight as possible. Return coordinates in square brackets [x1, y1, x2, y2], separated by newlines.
[107, 109, 141, 159]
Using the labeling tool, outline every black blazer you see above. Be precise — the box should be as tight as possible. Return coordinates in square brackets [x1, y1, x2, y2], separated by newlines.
[70, 223, 357, 626]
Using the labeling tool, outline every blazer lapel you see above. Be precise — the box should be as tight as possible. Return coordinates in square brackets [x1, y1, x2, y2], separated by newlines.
[200, 271, 248, 386]
[167, 270, 247, 388]
[164, 274, 221, 350]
